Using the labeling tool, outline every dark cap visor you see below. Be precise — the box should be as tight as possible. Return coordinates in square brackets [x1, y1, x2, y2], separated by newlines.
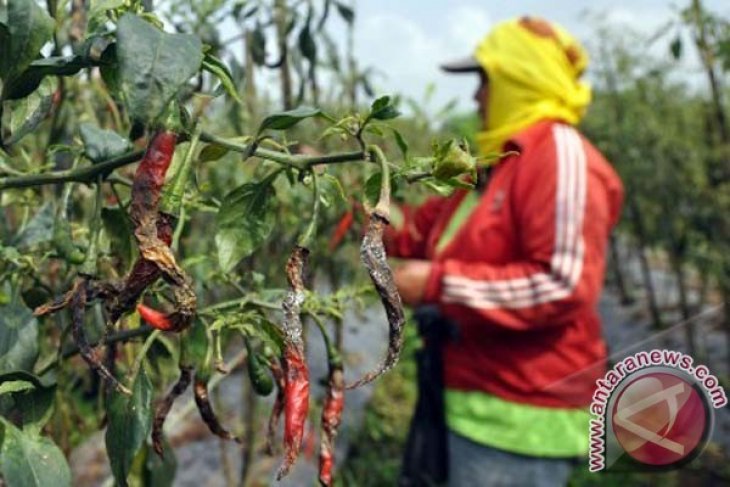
[440, 55, 482, 73]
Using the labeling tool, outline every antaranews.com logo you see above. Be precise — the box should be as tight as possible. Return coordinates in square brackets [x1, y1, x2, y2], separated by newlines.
[588, 349, 727, 472]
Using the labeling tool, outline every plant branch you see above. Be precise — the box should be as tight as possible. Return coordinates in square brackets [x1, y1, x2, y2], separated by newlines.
[368, 144, 391, 218]
[199, 131, 365, 170]
[0, 150, 144, 190]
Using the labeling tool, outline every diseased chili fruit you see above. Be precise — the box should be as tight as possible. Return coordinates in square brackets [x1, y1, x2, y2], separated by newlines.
[347, 212, 405, 389]
[193, 376, 241, 443]
[318, 350, 344, 487]
[152, 365, 193, 457]
[107, 212, 175, 324]
[276, 246, 311, 480]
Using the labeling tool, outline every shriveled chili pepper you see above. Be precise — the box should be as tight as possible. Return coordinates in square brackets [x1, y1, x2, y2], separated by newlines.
[346, 213, 405, 389]
[70, 278, 132, 395]
[125, 130, 196, 330]
[327, 209, 354, 251]
[318, 340, 344, 487]
[152, 365, 193, 457]
[276, 246, 311, 480]
[347, 146, 406, 389]
[107, 212, 175, 324]
[266, 355, 286, 456]
[137, 303, 176, 331]
[193, 375, 241, 444]
[245, 340, 274, 396]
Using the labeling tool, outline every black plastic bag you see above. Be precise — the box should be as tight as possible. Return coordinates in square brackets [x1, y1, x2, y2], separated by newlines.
[398, 305, 454, 487]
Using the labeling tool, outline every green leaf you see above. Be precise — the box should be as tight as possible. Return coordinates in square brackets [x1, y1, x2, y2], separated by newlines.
[334, 1, 354, 25]
[391, 128, 409, 159]
[257, 106, 322, 134]
[368, 96, 400, 122]
[105, 366, 153, 487]
[80, 123, 132, 163]
[202, 52, 243, 104]
[88, 0, 125, 33]
[215, 180, 277, 272]
[0, 380, 34, 395]
[0, 0, 54, 85]
[298, 9, 317, 63]
[0, 419, 71, 487]
[142, 439, 177, 487]
[116, 14, 203, 124]
[4, 78, 55, 145]
[670, 35, 682, 60]
[198, 142, 230, 163]
[102, 207, 135, 268]
[3, 55, 95, 101]
[13, 203, 55, 248]
[250, 23, 267, 66]
[0, 283, 38, 373]
[12, 384, 56, 434]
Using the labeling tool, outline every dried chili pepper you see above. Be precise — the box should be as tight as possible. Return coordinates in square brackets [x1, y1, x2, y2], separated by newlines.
[107, 212, 175, 324]
[346, 213, 405, 389]
[347, 146, 406, 389]
[318, 337, 344, 487]
[193, 375, 241, 443]
[266, 355, 286, 456]
[276, 246, 311, 480]
[69, 278, 131, 395]
[152, 365, 193, 457]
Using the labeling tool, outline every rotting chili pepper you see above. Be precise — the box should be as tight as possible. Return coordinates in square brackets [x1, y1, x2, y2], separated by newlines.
[137, 303, 176, 331]
[327, 209, 354, 251]
[107, 212, 175, 324]
[276, 246, 311, 480]
[346, 212, 405, 389]
[125, 130, 196, 330]
[266, 355, 286, 456]
[193, 375, 241, 444]
[69, 278, 132, 395]
[318, 344, 344, 487]
[152, 365, 193, 457]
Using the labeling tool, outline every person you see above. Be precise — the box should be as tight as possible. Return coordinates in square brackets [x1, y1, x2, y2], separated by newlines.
[387, 16, 624, 487]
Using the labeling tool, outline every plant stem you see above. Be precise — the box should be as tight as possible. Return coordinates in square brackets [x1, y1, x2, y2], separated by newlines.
[199, 131, 365, 170]
[298, 171, 321, 248]
[0, 150, 144, 190]
[368, 144, 391, 218]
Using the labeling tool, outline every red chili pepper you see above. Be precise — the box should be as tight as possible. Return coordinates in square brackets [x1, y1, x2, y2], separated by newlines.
[129, 131, 178, 226]
[277, 246, 311, 480]
[278, 343, 310, 480]
[318, 358, 344, 487]
[137, 303, 176, 331]
[327, 210, 354, 251]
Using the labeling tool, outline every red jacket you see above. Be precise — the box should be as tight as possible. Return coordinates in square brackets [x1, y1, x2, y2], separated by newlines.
[387, 120, 624, 409]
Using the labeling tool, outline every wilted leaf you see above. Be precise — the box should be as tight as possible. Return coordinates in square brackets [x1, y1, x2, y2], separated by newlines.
[116, 14, 203, 124]
[4, 78, 55, 145]
[80, 123, 132, 163]
[215, 180, 277, 272]
[0, 419, 71, 487]
[3, 55, 95, 101]
[105, 367, 153, 487]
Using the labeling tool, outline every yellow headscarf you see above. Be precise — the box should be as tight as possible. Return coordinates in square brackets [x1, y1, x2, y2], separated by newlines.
[474, 17, 591, 156]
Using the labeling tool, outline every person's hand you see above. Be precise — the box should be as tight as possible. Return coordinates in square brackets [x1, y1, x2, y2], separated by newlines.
[393, 260, 432, 306]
